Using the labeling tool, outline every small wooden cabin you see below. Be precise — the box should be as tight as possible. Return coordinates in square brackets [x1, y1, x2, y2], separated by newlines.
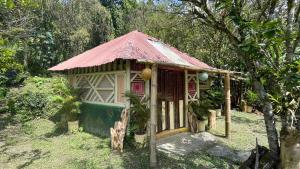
[49, 31, 232, 138]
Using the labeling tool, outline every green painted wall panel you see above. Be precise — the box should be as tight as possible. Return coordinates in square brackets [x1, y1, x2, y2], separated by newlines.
[79, 102, 124, 137]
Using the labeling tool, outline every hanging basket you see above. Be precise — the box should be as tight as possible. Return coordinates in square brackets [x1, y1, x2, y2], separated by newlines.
[141, 67, 152, 80]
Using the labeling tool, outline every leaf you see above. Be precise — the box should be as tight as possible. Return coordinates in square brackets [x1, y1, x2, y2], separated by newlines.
[6, 0, 15, 9]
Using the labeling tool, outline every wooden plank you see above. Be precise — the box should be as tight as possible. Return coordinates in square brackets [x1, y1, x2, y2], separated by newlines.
[114, 74, 118, 103]
[162, 101, 166, 130]
[107, 63, 112, 71]
[156, 100, 162, 132]
[184, 70, 189, 128]
[104, 64, 107, 71]
[119, 60, 124, 70]
[113, 61, 117, 70]
[145, 74, 150, 98]
[179, 100, 184, 127]
[156, 128, 189, 140]
[169, 101, 175, 130]
[196, 72, 200, 99]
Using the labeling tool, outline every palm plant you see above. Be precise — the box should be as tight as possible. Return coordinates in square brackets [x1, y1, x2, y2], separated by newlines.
[125, 91, 150, 134]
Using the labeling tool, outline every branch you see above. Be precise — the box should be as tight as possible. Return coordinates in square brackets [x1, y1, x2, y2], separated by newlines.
[295, 3, 300, 23]
[268, 0, 278, 18]
[185, 0, 241, 45]
[257, 0, 272, 21]
[286, 0, 296, 62]
[292, 21, 300, 53]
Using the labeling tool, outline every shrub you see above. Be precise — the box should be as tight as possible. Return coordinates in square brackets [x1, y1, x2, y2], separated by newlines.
[125, 91, 150, 134]
[246, 90, 259, 106]
[189, 99, 213, 120]
[6, 76, 80, 123]
[8, 91, 47, 121]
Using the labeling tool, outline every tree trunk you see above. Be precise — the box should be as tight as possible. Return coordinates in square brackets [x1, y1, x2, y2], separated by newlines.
[23, 43, 28, 71]
[262, 101, 280, 158]
[280, 127, 300, 169]
[254, 81, 280, 158]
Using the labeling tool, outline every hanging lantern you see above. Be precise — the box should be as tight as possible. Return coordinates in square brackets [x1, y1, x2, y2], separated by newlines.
[141, 66, 152, 80]
[198, 72, 208, 81]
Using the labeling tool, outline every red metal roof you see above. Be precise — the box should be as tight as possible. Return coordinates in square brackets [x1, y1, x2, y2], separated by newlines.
[49, 30, 213, 71]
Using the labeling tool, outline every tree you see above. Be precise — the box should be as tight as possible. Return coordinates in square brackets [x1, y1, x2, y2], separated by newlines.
[182, 0, 300, 167]
[100, 0, 137, 36]
[1, 0, 114, 75]
[127, 0, 239, 70]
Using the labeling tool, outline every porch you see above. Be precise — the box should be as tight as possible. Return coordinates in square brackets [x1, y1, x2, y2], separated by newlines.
[131, 61, 232, 138]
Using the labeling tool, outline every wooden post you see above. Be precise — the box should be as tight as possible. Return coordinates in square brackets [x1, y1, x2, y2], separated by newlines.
[145, 65, 151, 137]
[125, 60, 131, 108]
[150, 64, 158, 168]
[184, 70, 189, 128]
[125, 60, 131, 135]
[224, 73, 231, 138]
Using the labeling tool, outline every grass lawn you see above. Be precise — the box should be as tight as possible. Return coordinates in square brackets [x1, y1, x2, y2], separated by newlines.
[210, 110, 271, 151]
[0, 111, 276, 169]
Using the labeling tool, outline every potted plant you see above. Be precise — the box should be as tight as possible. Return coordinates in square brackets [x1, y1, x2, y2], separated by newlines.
[245, 90, 259, 113]
[125, 92, 150, 145]
[189, 99, 212, 132]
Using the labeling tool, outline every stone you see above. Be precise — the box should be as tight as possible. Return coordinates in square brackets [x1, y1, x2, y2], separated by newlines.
[157, 132, 217, 155]
[206, 144, 250, 163]
[157, 132, 250, 164]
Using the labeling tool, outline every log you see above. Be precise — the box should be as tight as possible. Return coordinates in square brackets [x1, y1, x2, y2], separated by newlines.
[187, 109, 203, 133]
[110, 109, 129, 152]
[188, 111, 197, 133]
[208, 110, 217, 130]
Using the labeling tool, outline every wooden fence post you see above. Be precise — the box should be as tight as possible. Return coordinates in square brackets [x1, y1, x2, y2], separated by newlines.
[184, 70, 189, 128]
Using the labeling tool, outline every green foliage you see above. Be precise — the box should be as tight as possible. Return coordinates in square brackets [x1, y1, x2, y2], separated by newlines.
[0, 87, 7, 98]
[0, 42, 23, 74]
[205, 85, 225, 109]
[1, 0, 114, 75]
[267, 61, 300, 115]
[100, 0, 137, 36]
[6, 76, 80, 123]
[189, 100, 213, 121]
[125, 1, 239, 71]
[0, 38, 26, 100]
[246, 90, 259, 106]
[53, 95, 81, 121]
[125, 91, 150, 134]
[9, 91, 47, 121]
